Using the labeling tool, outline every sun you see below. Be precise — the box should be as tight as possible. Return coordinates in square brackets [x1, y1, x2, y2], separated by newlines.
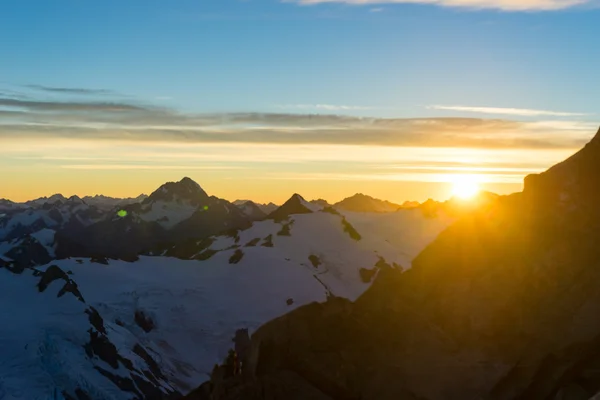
[450, 175, 480, 199]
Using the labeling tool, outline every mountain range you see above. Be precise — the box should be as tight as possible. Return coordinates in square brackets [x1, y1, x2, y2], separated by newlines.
[188, 128, 600, 400]
[2, 123, 589, 400]
[0, 174, 460, 399]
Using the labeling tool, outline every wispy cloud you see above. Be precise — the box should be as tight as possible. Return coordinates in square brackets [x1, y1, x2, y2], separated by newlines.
[0, 97, 148, 112]
[288, 0, 592, 11]
[60, 164, 242, 170]
[369, 7, 384, 11]
[277, 104, 375, 111]
[23, 84, 117, 96]
[0, 85, 597, 151]
[428, 105, 591, 117]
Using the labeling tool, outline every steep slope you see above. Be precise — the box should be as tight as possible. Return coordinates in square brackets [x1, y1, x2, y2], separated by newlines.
[190, 127, 600, 400]
[0, 262, 180, 399]
[267, 194, 314, 222]
[334, 193, 401, 213]
[235, 201, 267, 222]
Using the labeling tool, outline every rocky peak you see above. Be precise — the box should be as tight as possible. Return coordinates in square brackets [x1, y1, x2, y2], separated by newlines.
[146, 177, 209, 205]
[267, 194, 313, 222]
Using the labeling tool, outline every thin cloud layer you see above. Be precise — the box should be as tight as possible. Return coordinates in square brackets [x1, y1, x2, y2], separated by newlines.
[428, 105, 590, 117]
[23, 84, 117, 96]
[277, 104, 375, 111]
[290, 0, 592, 11]
[0, 84, 597, 150]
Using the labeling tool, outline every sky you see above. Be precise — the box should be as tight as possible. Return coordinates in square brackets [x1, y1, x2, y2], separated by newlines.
[1, 0, 599, 204]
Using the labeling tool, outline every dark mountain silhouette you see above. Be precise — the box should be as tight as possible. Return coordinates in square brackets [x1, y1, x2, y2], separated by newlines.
[187, 127, 600, 400]
[334, 193, 401, 213]
[267, 194, 313, 222]
[145, 176, 209, 205]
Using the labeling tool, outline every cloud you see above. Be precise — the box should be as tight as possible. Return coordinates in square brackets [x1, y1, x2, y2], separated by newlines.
[369, 7, 385, 11]
[428, 105, 591, 117]
[277, 104, 375, 111]
[60, 164, 242, 170]
[288, 0, 592, 11]
[24, 84, 117, 96]
[0, 97, 149, 113]
[0, 86, 597, 151]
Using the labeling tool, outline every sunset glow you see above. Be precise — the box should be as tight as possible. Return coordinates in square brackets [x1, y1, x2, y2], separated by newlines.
[450, 175, 481, 199]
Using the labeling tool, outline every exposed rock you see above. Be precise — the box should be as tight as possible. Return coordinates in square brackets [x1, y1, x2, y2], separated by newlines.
[245, 238, 261, 247]
[135, 310, 155, 333]
[37, 265, 69, 292]
[308, 255, 322, 268]
[260, 234, 274, 248]
[229, 249, 244, 264]
[341, 218, 361, 241]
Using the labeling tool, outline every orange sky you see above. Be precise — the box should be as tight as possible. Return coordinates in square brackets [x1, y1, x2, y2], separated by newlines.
[2, 138, 578, 204]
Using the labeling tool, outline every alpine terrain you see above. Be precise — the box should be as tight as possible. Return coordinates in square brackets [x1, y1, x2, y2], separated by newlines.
[0, 177, 455, 399]
[187, 127, 600, 400]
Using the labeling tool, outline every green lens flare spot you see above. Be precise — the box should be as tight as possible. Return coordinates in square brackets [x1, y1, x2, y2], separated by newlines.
[203, 206, 209, 211]
[117, 210, 128, 218]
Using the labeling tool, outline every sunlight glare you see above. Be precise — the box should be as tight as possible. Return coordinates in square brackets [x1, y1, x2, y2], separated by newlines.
[451, 175, 480, 199]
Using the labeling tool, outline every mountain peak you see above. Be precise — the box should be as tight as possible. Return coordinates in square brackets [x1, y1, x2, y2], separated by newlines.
[147, 177, 208, 204]
[334, 193, 401, 213]
[290, 193, 306, 201]
[267, 193, 314, 221]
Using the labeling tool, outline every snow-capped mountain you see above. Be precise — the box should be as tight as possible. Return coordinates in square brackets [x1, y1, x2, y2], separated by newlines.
[0, 199, 27, 212]
[233, 200, 278, 215]
[0, 177, 462, 399]
[83, 194, 148, 210]
[24, 193, 69, 207]
[0, 193, 453, 399]
[235, 200, 267, 222]
[0, 196, 105, 242]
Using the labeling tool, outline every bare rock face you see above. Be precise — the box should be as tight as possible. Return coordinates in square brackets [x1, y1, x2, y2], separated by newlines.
[186, 127, 600, 400]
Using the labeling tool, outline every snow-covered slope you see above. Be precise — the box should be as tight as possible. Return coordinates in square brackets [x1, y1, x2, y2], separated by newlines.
[0, 263, 180, 400]
[0, 203, 452, 398]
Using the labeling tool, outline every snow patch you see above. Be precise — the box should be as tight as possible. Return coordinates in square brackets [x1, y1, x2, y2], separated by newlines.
[137, 200, 197, 229]
[30, 229, 57, 257]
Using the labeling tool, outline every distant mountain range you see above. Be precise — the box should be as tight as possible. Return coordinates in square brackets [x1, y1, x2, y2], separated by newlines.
[0, 174, 461, 399]
[0, 169, 506, 400]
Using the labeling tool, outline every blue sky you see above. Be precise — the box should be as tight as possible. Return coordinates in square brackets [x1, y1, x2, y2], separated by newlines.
[1, 0, 599, 203]
[2, 0, 599, 117]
